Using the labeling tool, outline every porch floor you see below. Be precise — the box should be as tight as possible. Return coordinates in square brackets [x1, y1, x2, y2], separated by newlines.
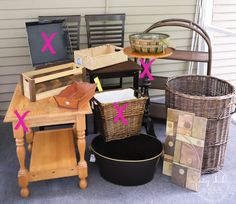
[0, 117, 236, 204]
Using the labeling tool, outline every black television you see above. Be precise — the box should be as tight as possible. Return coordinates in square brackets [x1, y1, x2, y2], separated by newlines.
[25, 20, 72, 68]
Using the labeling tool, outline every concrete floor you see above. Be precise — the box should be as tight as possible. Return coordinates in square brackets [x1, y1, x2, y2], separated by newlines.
[0, 116, 236, 204]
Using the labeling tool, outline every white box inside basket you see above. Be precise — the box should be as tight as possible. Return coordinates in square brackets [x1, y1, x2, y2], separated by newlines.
[94, 89, 136, 104]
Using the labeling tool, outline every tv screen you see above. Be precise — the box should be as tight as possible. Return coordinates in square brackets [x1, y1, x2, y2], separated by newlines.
[26, 20, 71, 67]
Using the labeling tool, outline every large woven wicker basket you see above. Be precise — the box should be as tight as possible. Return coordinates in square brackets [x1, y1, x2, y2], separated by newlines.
[165, 75, 235, 174]
[93, 91, 147, 142]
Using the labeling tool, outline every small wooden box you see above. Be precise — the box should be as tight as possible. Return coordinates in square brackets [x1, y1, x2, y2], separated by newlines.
[21, 63, 86, 102]
[54, 82, 96, 109]
[74, 44, 128, 70]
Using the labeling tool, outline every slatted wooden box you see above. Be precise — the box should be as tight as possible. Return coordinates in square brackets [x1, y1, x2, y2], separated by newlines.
[74, 44, 128, 70]
[21, 63, 86, 102]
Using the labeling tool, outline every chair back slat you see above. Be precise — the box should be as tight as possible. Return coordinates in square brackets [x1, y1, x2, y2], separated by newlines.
[85, 13, 125, 48]
[39, 15, 81, 52]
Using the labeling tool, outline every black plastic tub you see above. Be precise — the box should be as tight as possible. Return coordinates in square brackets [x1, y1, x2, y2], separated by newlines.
[90, 134, 163, 186]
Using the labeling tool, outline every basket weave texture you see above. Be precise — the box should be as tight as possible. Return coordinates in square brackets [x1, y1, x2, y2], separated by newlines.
[94, 97, 147, 142]
[129, 33, 170, 54]
[166, 75, 235, 173]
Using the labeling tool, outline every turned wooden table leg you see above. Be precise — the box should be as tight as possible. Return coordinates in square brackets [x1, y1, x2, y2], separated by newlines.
[26, 129, 33, 153]
[76, 114, 88, 189]
[13, 122, 30, 198]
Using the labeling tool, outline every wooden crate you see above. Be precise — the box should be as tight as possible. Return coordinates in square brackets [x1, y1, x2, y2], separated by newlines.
[74, 44, 128, 70]
[21, 62, 86, 102]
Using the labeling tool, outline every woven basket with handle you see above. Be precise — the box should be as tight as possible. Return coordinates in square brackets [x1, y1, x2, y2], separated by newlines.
[129, 33, 170, 54]
[166, 75, 235, 174]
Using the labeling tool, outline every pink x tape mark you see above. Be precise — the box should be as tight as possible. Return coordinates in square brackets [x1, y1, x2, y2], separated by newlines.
[113, 102, 128, 125]
[14, 110, 30, 133]
[41, 32, 57, 55]
[139, 58, 155, 81]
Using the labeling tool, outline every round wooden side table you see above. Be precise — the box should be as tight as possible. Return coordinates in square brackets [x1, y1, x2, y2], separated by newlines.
[123, 47, 173, 137]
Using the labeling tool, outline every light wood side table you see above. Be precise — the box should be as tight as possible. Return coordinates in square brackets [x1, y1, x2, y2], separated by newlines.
[4, 84, 92, 198]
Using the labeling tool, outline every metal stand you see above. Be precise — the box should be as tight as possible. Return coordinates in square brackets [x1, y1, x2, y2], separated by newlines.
[123, 47, 173, 138]
[141, 59, 156, 136]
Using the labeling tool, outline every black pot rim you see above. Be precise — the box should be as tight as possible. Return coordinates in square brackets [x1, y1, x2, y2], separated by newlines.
[90, 134, 163, 163]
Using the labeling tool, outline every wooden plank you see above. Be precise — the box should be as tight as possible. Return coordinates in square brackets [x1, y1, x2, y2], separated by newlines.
[25, 115, 76, 127]
[29, 128, 77, 182]
[23, 63, 74, 77]
[36, 86, 68, 100]
[34, 69, 80, 83]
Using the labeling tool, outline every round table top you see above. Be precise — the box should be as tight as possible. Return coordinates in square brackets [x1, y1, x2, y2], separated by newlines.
[123, 47, 173, 59]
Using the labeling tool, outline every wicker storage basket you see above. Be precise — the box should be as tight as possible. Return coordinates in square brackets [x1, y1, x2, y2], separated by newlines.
[93, 89, 147, 142]
[165, 75, 235, 173]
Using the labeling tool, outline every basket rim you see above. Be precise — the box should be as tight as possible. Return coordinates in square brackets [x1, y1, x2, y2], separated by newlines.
[90, 134, 163, 163]
[97, 96, 148, 107]
[166, 74, 236, 101]
[129, 32, 170, 40]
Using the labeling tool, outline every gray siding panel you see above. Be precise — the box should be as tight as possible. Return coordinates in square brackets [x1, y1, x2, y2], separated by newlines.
[211, 0, 236, 86]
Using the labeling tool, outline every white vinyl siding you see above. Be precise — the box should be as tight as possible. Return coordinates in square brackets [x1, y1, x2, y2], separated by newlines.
[0, 0, 197, 115]
[211, 0, 236, 86]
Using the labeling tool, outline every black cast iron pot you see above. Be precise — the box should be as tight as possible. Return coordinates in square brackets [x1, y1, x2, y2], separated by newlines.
[90, 134, 163, 186]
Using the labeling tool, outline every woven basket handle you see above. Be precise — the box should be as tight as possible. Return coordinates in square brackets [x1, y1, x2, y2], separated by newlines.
[217, 101, 236, 120]
[230, 99, 236, 115]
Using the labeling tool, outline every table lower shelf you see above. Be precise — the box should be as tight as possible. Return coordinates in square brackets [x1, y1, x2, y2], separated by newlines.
[29, 128, 78, 182]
